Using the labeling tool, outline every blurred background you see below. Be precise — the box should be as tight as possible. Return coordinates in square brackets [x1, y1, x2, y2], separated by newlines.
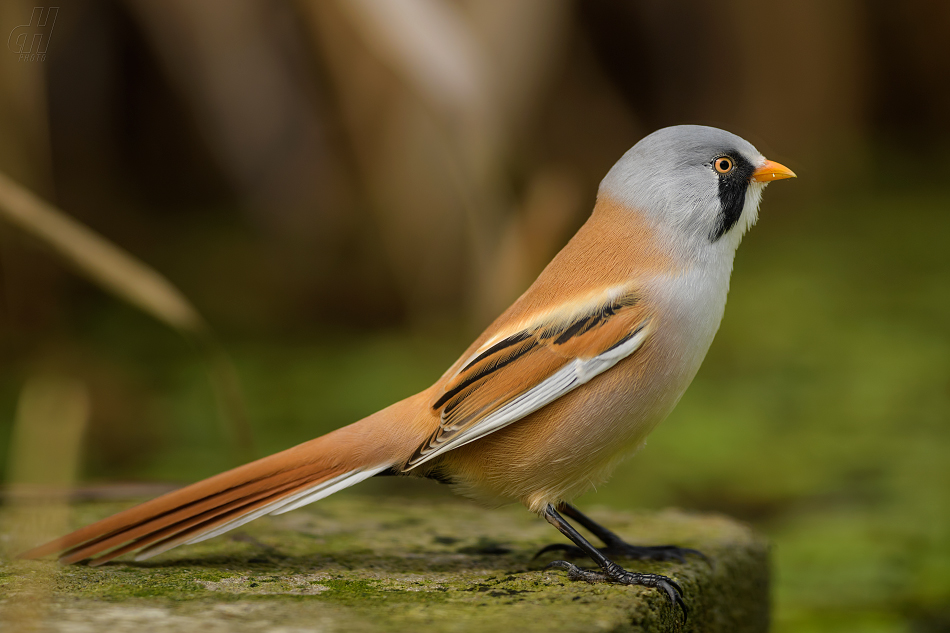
[1, 1, 948, 631]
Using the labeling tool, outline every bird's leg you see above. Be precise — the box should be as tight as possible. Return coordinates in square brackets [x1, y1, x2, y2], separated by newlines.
[535, 502, 709, 565]
[541, 504, 687, 622]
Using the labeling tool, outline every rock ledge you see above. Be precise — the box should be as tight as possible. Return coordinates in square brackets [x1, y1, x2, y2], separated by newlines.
[1, 494, 768, 632]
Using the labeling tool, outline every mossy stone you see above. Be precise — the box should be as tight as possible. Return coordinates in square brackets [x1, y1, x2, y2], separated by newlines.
[1, 494, 769, 632]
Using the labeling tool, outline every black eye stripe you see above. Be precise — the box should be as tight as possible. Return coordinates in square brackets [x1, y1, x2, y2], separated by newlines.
[709, 152, 755, 242]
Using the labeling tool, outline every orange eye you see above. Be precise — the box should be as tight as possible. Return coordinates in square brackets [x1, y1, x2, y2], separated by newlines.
[714, 156, 734, 174]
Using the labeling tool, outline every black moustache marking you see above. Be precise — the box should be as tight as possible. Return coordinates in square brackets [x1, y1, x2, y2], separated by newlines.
[710, 152, 756, 242]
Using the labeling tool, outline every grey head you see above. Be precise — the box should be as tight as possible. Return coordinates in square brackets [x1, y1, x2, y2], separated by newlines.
[599, 125, 788, 258]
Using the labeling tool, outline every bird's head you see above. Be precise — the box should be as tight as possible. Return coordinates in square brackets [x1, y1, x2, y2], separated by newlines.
[599, 125, 795, 261]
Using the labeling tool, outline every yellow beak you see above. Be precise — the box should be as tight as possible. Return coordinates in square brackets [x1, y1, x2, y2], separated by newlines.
[751, 159, 796, 182]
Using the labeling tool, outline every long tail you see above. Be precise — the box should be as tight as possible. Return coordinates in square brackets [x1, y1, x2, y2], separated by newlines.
[19, 394, 427, 566]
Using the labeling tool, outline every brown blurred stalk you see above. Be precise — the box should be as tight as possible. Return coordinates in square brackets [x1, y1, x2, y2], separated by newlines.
[1, 376, 89, 629]
[0, 171, 253, 462]
[300, 0, 572, 326]
[0, 170, 204, 333]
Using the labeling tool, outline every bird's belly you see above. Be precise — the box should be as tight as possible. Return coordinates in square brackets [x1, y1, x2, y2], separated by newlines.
[437, 274, 728, 513]
[436, 341, 698, 511]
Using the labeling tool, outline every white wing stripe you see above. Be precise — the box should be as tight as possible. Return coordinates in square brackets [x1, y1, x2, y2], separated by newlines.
[407, 324, 649, 469]
[269, 466, 388, 515]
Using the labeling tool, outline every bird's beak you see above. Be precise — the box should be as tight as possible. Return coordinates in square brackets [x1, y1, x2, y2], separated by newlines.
[752, 159, 796, 182]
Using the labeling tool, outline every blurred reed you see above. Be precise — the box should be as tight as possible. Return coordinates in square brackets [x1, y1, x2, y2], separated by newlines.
[0, 171, 203, 333]
[301, 0, 575, 326]
[0, 171, 253, 462]
[1, 375, 88, 629]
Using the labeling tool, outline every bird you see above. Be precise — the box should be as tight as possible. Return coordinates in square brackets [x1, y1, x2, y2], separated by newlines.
[20, 125, 795, 619]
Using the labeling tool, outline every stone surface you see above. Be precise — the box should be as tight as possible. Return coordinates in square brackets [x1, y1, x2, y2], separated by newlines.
[0, 493, 769, 632]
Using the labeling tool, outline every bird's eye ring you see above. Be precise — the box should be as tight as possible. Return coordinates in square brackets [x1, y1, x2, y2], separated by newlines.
[714, 156, 735, 175]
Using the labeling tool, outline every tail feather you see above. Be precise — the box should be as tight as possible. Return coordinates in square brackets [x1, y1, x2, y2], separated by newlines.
[142, 465, 387, 559]
[59, 477, 305, 565]
[56, 467, 318, 563]
[87, 487, 295, 565]
[129, 481, 319, 563]
[18, 394, 429, 564]
[267, 467, 385, 516]
[20, 447, 328, 560]
[127, 466, 384, 562]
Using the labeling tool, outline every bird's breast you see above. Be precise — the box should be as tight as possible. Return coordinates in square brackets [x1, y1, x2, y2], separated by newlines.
[435, 265, 734, 512]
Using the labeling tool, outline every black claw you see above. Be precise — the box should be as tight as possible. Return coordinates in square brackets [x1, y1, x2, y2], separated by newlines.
[545, 559, 572, 571]
[546, 560, 688, 623]
[675, 593, 689, 624]
[532, 543, 584, 560]
[641, 575, 687, 624]
[541, 505, 691, 623]
[545, 559, 597, 582]
[666, 578, 683, 596]
[634, 545, 687, 563]
[659, 581, 678, 604]
[613, 544, 708, 564]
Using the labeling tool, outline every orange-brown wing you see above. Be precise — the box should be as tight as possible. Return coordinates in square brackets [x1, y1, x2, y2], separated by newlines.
[406, 288, 652, 468]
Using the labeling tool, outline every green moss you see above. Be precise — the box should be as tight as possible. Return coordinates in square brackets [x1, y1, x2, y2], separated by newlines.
[1, 495, 768, 632]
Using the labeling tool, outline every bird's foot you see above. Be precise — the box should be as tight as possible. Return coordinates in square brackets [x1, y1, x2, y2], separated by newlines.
[535, 541, 708, 565]
[547, 559, 687, 622]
